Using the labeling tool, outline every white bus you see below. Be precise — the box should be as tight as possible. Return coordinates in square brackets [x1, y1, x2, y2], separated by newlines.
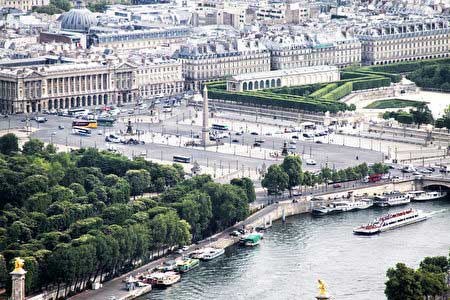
[72, 127, 92, 136]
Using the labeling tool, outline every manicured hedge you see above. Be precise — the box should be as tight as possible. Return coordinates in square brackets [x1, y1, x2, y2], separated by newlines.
[310, 83, 338, 98]
[352, 77, 391, 91]
[208, 88, 348, 113]
[364, 57, 450, 74]
[269, 83, 324, 96]
[322, 82, 353, 101]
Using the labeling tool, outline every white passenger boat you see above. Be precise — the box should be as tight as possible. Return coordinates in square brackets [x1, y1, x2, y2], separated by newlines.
[147, 271, 181, 287]
[411, 191, 447, 201]
[353, 208, 429, 235]
[312, 199, 373, 216]
[373, 191, 410, 207]
[201, 248, 225, 261]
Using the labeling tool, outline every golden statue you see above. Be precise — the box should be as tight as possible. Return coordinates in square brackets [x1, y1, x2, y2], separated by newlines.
[318, 279, 327, 296]
[13, 257, 24, 271]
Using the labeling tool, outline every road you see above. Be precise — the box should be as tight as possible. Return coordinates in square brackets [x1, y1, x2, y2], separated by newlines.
[0, 100, 382, 175]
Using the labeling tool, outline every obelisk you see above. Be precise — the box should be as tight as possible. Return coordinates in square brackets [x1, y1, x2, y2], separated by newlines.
[201, 85, 210, 148]
[10, 257, 26, 300]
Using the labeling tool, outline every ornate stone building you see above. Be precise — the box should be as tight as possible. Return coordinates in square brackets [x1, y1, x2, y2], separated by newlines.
[0, 58, 183, 114]
[176, 39, 271, 90]
[355, 19, 450, 65]
[265, 33, 361, 70]
[135, 58, 184, 99]
[90, 27, 191, 51]
[0, 0, 49, 11]
[227, 65, 339, 92]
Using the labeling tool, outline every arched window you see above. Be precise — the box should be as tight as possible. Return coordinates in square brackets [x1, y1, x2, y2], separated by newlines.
[265, 80, 270, 88]
[243, 82, 248, 91]
[271, 79, 275, 87]
[248, 81, 253, 90]
[254, 81, 259, 89]
[276, 78, 281, 87]
[260, 80, 264, 89]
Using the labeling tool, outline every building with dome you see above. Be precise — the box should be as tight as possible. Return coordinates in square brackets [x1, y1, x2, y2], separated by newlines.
[60, 0, 97, 33]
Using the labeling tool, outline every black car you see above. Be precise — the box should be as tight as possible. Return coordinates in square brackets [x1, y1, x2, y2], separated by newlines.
[232, 139, 239, 143]
[253, 142, 261, 147]
[250, 132, 259, 135]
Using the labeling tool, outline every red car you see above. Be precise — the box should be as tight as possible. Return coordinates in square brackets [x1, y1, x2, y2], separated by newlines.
[333, 183, 342, 188]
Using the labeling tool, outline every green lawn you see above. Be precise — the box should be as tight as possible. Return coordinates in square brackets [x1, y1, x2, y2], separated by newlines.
[364, 99, 424, 109]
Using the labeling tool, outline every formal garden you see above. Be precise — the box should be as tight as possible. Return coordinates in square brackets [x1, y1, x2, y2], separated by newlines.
[207, 57, 450, 114]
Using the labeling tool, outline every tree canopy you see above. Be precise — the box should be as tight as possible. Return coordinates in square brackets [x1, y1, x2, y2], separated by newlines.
[0, 135, 254, 297]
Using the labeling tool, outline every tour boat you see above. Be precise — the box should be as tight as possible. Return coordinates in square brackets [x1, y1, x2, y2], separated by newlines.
[373, 191, 410, 207]
[175, 258, 200, 273]
[201, 248, 225, 261]
[353, 208, 429, 235]
[312, 199, 373, 216]
[411, 191, 447, 201]
[147, 271, 181, 287]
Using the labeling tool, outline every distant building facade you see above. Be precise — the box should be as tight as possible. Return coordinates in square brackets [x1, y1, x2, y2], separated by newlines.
[176, 39, 271, 90]
[266, 34, 361, 70]
[0, 0, 49, 11]
[90, 27, 190, 51]
[356, 19, 450, 65]
[0, 57, 183, 114]
[227, 65, 340, 92]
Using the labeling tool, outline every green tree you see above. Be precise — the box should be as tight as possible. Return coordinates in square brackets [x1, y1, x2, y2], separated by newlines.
[281, 155, 303, 197]
[417, 270, 447, 299]
[50, 0, 71, 11]
[22, 139, 44, 156]
[261, 165, 288, 195]
[410, 102, 434, 127]
[125, 169, 151, 198]
[230, 177, 256, 202]
[0, 134, 19, 155]
[385, 263, 423, 300]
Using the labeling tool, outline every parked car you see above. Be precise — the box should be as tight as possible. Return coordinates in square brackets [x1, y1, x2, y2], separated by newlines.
[288, 145, 297, 150]
[253, 142, 261, 147]
[291, 135, 299, 139]
[58, 125, 65, 130]
[250, 132, 259, 135]
[289, 140, 297, 145]
[333, 183, 342, 188]
[232, 139, 239, 143]
[315, 140, 323, 144]
[229, 231, 241, 237]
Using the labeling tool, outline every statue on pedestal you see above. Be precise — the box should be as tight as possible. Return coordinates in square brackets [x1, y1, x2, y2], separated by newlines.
[10, 257, 27, 300]
[316, 279, 330, 300]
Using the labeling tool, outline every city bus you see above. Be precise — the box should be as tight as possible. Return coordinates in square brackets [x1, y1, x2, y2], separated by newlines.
[69, 108, 89, 117]
[72, 120, 98, 129]
[72, 127, 92, 136]
[211, 124, 229, 131]
[97, 117, 116, 127]
[173, 155, 191, 163]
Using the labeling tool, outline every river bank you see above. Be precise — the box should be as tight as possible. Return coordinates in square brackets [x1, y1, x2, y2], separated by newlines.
[68, 179, 415, 300]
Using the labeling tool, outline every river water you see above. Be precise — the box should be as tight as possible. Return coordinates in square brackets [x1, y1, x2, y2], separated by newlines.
[139, 200, 450, 300]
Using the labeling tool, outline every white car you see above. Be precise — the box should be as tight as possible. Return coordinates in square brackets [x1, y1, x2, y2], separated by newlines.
[181, 245, 189, 251]
[288, 145, 297, 150]
[163, 107, 172, 113]
[306, 159, 317, 165]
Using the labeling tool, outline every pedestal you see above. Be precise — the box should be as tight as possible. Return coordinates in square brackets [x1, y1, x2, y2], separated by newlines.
[10, 268, 27, 300]
[316, 294, 330, 300]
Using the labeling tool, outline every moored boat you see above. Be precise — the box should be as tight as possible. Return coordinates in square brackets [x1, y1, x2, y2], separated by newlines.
[175, 258, 200, 273]
[201, 248, 225, 261]
[147, 271, 181, 287]
[312, 199, 373, 216]
[242, 234, 261, 247]
[156, 260, 177, 272]
[353, 208, 429, 235]
[373, 191, 410, 207]
[411, 191, 447, 201]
